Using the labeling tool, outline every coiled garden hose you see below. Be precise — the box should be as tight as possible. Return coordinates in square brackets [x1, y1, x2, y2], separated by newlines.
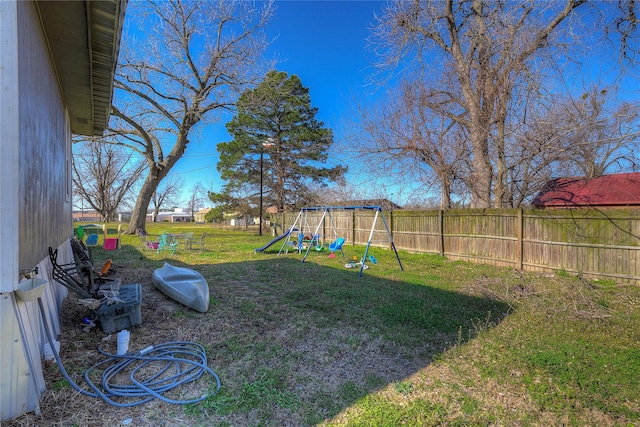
[38, 298, 221, 407]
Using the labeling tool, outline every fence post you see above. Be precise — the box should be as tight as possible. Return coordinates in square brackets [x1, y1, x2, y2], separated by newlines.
[517, 208, 523, 270]
[439, 210, 444, 257]
[351, 211, 355, 245]
[281, 212, 285, 235]
[389, 210, 394, 250]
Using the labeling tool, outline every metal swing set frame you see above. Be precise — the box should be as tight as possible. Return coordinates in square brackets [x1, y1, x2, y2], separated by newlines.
[278, 205, 404, 277]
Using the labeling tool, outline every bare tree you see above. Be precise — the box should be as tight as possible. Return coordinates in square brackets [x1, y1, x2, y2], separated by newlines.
[110, 0, 273, 233]
[186, 182, 206, 221]
[370, 0, 600, 208]
[349, 75, 470, 209]
[72, 139, 145, 222]
[305, 181, 369, 207]
[149, 175, 184, 222]
[501, 84, 640, 207]
[553, 86, 640, 177]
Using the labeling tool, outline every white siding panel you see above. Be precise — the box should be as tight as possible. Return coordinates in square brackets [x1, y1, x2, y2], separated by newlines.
[0, 293, 39, 419]
[18, 0, 73, 272]
[0, 0, 20, 293]
[1, 239, 72, 421]
[2, 0, 89, 421]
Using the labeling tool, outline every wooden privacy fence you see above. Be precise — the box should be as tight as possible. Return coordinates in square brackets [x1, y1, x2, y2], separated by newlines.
[271, 208, 640, 284]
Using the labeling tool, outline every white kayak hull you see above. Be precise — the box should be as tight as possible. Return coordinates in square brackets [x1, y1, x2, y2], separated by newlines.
[151, 262, 210, 312]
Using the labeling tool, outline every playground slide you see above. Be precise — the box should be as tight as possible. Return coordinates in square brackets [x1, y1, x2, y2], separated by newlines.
[254, 230, 293, 253]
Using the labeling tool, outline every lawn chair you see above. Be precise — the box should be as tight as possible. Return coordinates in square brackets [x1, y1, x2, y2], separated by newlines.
[70, 236, 94, 265]
[65, 238, 121, 294]
[48, 246, 94, 299]
[157, 233, 178, 255]
[195, 232, 209, 251]
[182, 232, 195, 250]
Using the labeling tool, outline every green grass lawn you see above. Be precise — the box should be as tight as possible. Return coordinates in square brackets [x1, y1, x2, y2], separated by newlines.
[16, 223, 640, 426]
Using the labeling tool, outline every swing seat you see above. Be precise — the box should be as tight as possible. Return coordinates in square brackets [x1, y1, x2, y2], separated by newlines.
[369, 255, 377, 264]
[328, 237, 345, 258]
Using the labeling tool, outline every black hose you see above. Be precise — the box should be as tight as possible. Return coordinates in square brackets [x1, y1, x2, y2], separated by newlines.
[38, 298, 221, 407]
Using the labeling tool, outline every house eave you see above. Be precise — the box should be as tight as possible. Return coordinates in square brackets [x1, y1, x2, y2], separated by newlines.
[36, 0, 126, 136]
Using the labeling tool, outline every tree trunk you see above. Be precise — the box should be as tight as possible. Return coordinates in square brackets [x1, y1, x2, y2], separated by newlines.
[494, 97, 508, 208]
[468, 120, 493, 208]
[125, 178, 158, 234]
[122, 131, 188, 234]
[441, 179, 452, 210]
[124, 158, 176, 234]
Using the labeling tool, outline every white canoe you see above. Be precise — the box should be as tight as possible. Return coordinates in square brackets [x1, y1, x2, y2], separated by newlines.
[151, 262, 210, 312]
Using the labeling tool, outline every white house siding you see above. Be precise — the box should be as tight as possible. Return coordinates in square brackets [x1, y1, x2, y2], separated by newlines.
[0, 241, 70, 420]
[0, 1, 20, 294]
[18, 0, 73, 273]
[1, 1, 72, 421]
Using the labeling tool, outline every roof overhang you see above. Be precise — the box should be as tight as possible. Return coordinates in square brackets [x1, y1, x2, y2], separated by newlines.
[36, 0, 126, 136]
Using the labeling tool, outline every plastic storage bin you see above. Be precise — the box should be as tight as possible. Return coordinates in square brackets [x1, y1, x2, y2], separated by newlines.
[96, 283, 142, 334]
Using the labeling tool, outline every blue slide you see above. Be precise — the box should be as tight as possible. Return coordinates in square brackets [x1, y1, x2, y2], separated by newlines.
[254, 229, 296, 253]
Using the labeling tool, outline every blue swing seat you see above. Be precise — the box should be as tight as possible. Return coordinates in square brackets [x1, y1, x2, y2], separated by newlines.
[328, 237, 345, 258]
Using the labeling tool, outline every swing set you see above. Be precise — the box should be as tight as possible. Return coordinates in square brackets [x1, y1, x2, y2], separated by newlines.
[278, 206, 403, 277]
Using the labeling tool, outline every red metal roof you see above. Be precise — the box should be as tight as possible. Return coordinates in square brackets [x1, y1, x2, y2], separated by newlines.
[532, 172, 640, 207]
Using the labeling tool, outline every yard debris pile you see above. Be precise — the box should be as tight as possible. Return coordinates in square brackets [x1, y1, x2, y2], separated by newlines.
[468, 268, 614, 319]
[49, 238, 142, 333]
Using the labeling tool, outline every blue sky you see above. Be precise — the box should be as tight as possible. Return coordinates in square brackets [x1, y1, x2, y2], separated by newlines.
[141, 1, 640, 208]
[169, 1, 386, 201]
